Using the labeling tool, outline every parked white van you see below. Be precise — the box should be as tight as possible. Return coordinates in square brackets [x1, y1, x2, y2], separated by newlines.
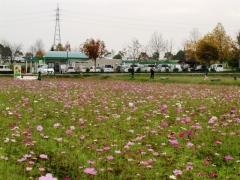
[210, 64, 224, 72]
[0, 65, 12, 73]
[37, 65, 54, 74]
[103, 65, 114, 72]
[157, 64, 171, 72]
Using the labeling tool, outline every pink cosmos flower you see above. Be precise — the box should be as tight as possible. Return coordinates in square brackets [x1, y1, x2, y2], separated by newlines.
[169, 139, 179, 148]
[107, 156, 114, 161]
[140, 159, 154, 166]
[87, 160, 95, 165]
[84, 168, 97, 176]
[39, 154, 48, 160]
[65, 129, 73, 136]
[39, 173, 57, 180]
[214, 140, 222, 145]
[186, 162, 193, 171]
[191, 123, 202, 130]
[187, 142, 194, 148]
[160, 104, 168, 114]
[36, 125, 43, 132]
[181, 116, 191, 124]
[160, 121, 169, 128]
[230, 107, 237, 114]
[103, 146, 110, 151]
[224, 155, 234, 161]
[173, 169, 182, 176]
[124, 141, 135, 149]
[208, 116, 218, 125]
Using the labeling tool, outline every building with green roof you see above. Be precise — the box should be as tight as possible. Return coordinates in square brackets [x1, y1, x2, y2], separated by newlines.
[42, 51, 89, 72]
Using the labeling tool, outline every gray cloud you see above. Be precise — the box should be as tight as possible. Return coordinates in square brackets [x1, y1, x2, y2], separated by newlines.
[0, 0, 239, 52]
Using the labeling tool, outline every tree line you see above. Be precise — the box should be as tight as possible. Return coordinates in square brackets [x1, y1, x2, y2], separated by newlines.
[0, 23, 239, 68]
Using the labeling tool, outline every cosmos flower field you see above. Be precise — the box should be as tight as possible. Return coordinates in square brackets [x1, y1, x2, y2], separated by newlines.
[0, 78, 239, 179]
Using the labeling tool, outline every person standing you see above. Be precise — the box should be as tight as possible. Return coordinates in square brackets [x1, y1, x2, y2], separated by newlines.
[204, 65, 209, 80]
[38, 71, 42, 81]
[131, 65, 135, 79]
[150, 67, 155, 79]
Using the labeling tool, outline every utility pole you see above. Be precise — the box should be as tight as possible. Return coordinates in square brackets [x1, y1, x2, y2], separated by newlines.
[53, 3, 61, 48]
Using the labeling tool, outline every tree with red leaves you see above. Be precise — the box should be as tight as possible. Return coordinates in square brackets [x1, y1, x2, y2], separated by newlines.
[82, 39, 106, 71]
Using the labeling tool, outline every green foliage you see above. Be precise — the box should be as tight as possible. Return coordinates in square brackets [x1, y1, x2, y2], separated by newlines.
[152, 52, 159, 60]
[0, 44, 12, 60]
[196, 39, 219, 65]
[164, 52, 174, 60]
[174, 50, 186, 61]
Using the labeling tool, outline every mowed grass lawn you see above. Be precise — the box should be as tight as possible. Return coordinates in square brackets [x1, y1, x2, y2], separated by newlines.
[0, 77, 239, 179]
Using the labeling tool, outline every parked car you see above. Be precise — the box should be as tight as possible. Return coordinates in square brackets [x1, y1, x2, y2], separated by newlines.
[194, 65, 208, 72]
[103, 65, 114, 72]
[157, 64, 171, 72]
[60, 64, 67, 73]
[66, 66, 75, 73]
[0, 65, 12, 74]
[141, 64, 156, 72]
[89, 66, 102, 72]
[37, 65, 54, 74]
[130, 64, 141, 72]
[78, 66, 87, 73]
[209, 64, 224, 72]
[172, 64, 183, 72]
[120, 64, 131, 72]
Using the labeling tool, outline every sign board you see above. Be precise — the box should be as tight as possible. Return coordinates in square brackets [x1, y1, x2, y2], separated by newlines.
[14, 65, 22, 79]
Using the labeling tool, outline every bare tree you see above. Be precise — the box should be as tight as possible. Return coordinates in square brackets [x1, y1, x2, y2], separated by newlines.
[165, 39, 174, 54]
[127, 38, 142, 61]
[1, 41, 23, 64]
[34, 39, 44, 52]
[183, 28, 201, 62]
[189, 28, 201, 44]
[29, 39, 45, 59]
[149, 32, 167, 60]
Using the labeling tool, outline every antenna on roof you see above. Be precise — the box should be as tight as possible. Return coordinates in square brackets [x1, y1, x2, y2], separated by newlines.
[53, 3, 61, 48]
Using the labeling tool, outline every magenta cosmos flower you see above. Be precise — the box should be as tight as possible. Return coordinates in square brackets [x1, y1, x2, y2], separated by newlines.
[84, 168, 97, 176]
[39, 173, 57, 180]
[224, 155, 234, 161]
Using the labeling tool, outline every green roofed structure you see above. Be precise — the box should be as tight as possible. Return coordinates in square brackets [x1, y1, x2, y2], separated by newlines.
[41, 51, 89, 72]
[44, 51, 88, 61]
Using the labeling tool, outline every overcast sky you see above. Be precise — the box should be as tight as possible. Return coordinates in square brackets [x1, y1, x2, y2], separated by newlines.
[0, 0, 240, 52]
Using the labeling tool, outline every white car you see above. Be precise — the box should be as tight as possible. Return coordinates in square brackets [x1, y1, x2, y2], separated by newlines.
[129, 64, 141, 72]
[66, 67, 75, 73]
[89, 66, 102, 72]
[37, 65, 54, 74]
[172, 64, 183, 72]
[157, 64, 171, 72]
[210, 64, 224, 72]
[103, 65, 114, 72]
[120, 65, 131, 72]
[78, 66, 87, 73]
[0, 65, 12, 74]
[141, 65, 156, 72]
